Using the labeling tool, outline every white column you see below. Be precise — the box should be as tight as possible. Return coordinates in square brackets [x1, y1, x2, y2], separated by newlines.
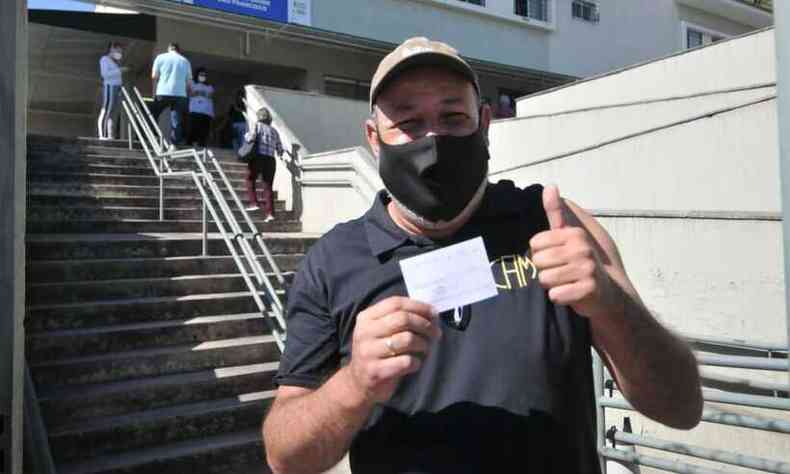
[0, 0, 28, 472]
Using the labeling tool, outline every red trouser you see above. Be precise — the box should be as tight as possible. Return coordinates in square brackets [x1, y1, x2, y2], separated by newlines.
[246, 154, 276, 214]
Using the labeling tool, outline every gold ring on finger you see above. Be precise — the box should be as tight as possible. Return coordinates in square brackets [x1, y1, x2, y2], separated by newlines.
[385, 337, 397, 357]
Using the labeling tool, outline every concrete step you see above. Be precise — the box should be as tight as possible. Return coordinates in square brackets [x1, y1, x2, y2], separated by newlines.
[27, 204, 295, 222]
[26, 273, 291, 306]
[57, 428, 266, 474]
[27, 312, 276, 361]
[27, 171, 249, 187]
[26, 162, 249, 179]
[27, 182, 266, 200]
[26, 233, 317, 261]
[27, 254, 302, 283]
[25, 291, 285, 332]
[28, 139, 143, 154]
[31, 335, 279, 387]
[26, 152, 249, 173]
[49, 391, 274, 464]
[29, 308, 280, 370]
[27, 194, 286, 211]
[27, 217, 302, 234]
[39, 361, 279, 426]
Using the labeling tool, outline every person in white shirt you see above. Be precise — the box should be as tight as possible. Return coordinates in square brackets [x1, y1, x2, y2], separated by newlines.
[187, 67, 215, 147]
[97, 42, 127, 140]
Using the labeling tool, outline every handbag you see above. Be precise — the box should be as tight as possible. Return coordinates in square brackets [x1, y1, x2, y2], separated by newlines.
[237, 127, 257, 162]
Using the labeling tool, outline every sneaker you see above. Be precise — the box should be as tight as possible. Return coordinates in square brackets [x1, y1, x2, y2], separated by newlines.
[264, 214, 275, 223]
[245, 205, 260, 211]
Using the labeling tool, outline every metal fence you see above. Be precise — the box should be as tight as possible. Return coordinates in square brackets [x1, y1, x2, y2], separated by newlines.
[596, 335, 789, 473]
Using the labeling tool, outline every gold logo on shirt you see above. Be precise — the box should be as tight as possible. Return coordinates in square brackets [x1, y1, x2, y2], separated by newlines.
[491, 254, 537, 290]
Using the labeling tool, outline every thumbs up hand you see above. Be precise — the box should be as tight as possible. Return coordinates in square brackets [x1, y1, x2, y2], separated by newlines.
[529, 185, 615, 318]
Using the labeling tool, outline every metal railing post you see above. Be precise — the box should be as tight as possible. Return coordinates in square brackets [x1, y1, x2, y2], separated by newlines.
[159, 175, 164, 221]
[593, 352, 607, 474]
[202, 190, 208, 256]
[201, 150, 208, 256]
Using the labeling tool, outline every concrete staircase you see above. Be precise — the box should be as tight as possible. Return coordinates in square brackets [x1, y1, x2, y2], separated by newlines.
[25, 135, 317, 473]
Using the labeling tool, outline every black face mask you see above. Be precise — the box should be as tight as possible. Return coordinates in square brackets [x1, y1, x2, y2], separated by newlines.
[377, 126, 489, 223]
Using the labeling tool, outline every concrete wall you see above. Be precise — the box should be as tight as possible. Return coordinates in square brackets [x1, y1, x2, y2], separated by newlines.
[0, 0, 27, 472]
[27, 22, 154, 137]
[299, 147, 381, 233]
[489, 30, 790, 468]
[491, 84, 775, 175]
[519, 28, 776, 116]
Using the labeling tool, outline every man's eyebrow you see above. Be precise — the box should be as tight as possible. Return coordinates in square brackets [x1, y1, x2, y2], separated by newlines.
[440, 96, 464, 106]
[391, 102, 416, 114]
[389, 96, 465, 114]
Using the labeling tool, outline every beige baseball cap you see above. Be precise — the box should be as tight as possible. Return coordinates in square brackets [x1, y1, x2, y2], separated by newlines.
[369, 36, 481, 111]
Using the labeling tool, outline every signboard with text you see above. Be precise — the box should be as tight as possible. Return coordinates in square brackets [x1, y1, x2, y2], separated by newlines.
[171, 0, 310, 26]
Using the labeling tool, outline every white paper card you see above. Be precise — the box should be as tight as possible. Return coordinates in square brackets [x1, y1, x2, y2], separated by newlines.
[399, 237, 498, 313]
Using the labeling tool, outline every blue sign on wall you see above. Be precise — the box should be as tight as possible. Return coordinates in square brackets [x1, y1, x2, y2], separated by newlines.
[175, 0, 290, 24]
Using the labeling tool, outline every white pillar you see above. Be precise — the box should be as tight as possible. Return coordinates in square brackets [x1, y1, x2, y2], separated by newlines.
[775, 0, 790, 384]
[0, 0, 28, 472]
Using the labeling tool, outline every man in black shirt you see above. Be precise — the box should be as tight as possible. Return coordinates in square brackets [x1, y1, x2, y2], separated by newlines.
[263, 37, 703, 474]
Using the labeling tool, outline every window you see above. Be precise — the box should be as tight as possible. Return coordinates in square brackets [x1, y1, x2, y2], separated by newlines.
[324, 76, 371, 102]
[682, 22, 727, 50]
[572, 0, 599, 22]
[514, 0, 549, 22]
[458, 0, 485, 5]
[687, 29, 703, 48]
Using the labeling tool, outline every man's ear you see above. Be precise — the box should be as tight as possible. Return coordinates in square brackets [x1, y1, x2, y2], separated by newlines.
[365, 117, 380, 159]
[480, 103, 492, 146]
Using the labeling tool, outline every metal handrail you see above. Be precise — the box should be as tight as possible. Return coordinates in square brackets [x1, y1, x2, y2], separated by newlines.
[119, 87, 287, 350]
[596, 335, 789, 473]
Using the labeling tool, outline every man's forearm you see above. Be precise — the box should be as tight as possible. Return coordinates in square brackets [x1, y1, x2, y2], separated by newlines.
[264, 366, 375, 474]
[592, 286, 702, 429]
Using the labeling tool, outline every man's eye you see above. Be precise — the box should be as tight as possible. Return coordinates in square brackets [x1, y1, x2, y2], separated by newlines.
[443, 114, 468, 126]
[398, 120, 421, 132]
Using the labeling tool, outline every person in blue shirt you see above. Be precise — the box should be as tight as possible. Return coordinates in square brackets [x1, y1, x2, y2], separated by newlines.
[150, 42, 192, 148]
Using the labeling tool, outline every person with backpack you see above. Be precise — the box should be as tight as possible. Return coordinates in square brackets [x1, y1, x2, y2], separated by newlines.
[241, 107, 283, 221]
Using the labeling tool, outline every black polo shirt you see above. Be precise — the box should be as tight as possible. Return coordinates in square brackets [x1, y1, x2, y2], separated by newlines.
[276, 180, 601, 474]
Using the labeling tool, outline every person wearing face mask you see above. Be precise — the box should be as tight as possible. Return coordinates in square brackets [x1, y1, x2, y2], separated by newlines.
[263, 37, 702, 474]
[187, 67, 215, 148]
[97, 42, 127, 140]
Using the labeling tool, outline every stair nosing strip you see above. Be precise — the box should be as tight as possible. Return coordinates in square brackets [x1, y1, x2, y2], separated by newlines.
[26, 253, 301, 266]
[28, 272, 293, 289]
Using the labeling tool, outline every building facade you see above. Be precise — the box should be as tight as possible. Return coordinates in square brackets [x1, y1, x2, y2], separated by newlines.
[27, 0, 773, 136]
